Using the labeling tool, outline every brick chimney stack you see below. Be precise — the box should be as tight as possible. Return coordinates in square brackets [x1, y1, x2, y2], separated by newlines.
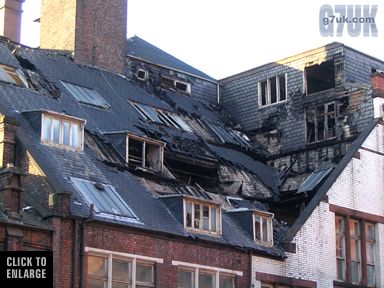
[40, 0, 127, 75]
[371, 72, 384, 118]
[0, 0, 24, 43]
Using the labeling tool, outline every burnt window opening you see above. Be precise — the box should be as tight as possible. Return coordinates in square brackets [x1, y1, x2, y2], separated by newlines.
[258, 74, 286, 107]
[0, 64, 28, 87]
[174, 80, 191, 95]
[305, 60, 335, 95]
[136, 69, 148, 81]
[306, 102, 336, 144]
[126, 134, 165, 172]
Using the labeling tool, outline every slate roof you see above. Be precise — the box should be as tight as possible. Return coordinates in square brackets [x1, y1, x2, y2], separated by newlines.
[127, 36, 216, 81]
[0, 39, 286, 257]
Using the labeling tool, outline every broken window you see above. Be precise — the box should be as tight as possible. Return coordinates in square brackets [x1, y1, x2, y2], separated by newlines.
[71, 177, 137, 220]
[126, 133, 165, 172]
[174, 80, 191, 95]
[184, 197, 221, 235]
[253, 211, 273, 246]
[258, 74, 286, 107]
[136, 68, 148, 81]
[130, 101, 193, 132]
[61, 81, 110, 109]
[305, 60, 335, 95]
[41, 112, 85, 151]
[87, 253, 155, 288]
[207, 122, 251, 148]
[0, 64, 28, 87]
[306, 102, 336, 144]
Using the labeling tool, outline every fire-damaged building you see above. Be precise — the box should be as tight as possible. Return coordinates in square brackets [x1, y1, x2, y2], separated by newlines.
[0, 1, 383, 288]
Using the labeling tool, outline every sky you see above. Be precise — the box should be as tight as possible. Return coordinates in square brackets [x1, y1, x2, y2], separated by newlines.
[20, 0, 383, 79]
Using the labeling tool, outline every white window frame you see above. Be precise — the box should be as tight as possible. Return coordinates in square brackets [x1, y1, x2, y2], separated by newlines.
[85, 247, 162, 288]
[258, 74, 287, 107]
[173, 260, 242, 288]
[174, 80, 191, 95]
[126, 133, 165, 172]
[253, 211, 274, 247]
[183, 196, 222, 236]
[41, 111, 85, 151]
[136, 69, 148, 81]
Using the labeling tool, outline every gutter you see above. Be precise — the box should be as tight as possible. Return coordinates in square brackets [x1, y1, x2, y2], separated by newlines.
[79, 205, 94, 288]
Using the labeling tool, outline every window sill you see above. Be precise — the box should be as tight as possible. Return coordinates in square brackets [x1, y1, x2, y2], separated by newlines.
[258, 99, 287, 109]
[185, 227, 222, 237]
[333, 280, 375, 288]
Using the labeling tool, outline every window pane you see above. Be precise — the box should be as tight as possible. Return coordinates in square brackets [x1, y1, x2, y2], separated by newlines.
[136, 264, 153, 284]
[351, 261, 361, 283]
[219, 275, 234, 288]
[52, 118, 60, 144]
[366, 242, 375, 264]
[88, 278, 107, 288]
[336, 236, 345, 257]
[178, 270, 194, 288]
[337, 259, 346, 281]
[262, 218, 268, 242]
[203, 205, 210, 230]
[63, 121, 70, 146]
[306, 107, 315, 143]
[186, 201, 192, 227]
[71, 123, 79, 148]
[42, 116, 52, 141]
[365, 223, 375, 241]
[367, 265, 375, 286]
[194, 204, 200, 229]
[112, 259, 131, 282]
[210, 207, 217, 232]
[350, 220, 360, 237]
[260, 81, 267, 106]
[112, 283, 132, 288]
[317, 115, 325, 141]
[199, 273, 214, 288]
[336, 216, 345, 233]
[279, 75, 286, 101]
[270, 77, 277, 104]
[350, 239, 361, 261]
[254, 216, 261, 241]
[88, 255, 108, 278]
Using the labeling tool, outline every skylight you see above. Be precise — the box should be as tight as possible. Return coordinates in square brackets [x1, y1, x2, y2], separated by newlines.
[61, 81, 110, 108]
[130, 102, 193, 132]
[207, 122, 251, 147]
[71, 177, 137, 220]
[297, 165, 334, 194]
[0, 64, 28, 87]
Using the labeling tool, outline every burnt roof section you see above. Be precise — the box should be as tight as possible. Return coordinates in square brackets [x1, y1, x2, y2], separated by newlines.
[127, 36, 216, 81]
[283, 119, 380, 242]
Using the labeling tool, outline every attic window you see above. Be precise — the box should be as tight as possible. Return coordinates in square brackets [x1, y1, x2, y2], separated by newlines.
[61, 81, 110, 109]
[253, 211, 273, 246]
[136, 69, 148, 81]
[207, 122, 251, 147]
[126, 133, 165, 172]
[174, 80, 191, 95]
[41, 112, 85, 151]
[306, 102, 336, 143]
[71, 177, 137, 220]
[184, 197, 222, 235]
[305, 60, 335, 95]
[0, 64, 28, 87]
[258, 74, 286, 107]
[130, 102, 193, 132]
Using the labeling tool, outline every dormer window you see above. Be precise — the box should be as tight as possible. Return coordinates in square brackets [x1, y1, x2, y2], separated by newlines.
[136, 69, 148, 81]
[0, 64, 28, 87]
[126, 133, 165, 172]
[174, 80, 191, 95]
[253, 211, 274, 246]
[41, 112, 85, 151]
[184, 197, 221, 235]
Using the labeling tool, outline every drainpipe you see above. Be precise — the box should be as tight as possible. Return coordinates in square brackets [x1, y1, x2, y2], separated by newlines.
[80, 205, 94, 288]
[71, 218, 79, 288]
[248, 250, 253, 288]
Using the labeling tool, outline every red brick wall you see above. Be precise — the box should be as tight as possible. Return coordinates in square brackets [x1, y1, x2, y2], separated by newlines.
[77, 223, 250, 288]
